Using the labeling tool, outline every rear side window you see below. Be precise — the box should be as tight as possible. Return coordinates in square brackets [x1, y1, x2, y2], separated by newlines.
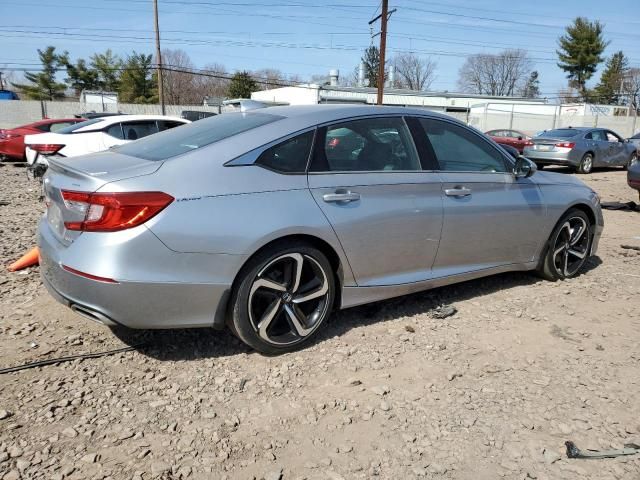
[115, 112, 283, 161]
[256, 131, 314, 173]
[419, 118, 508, 173]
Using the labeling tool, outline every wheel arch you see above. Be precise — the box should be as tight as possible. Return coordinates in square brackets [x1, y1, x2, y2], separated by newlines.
[229, 233, 347, 314]
[535, 202, 596, 271]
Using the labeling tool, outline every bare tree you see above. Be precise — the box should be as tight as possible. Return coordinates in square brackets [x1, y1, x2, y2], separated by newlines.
[623, 68, 640, 114]
[159, 49, 201, 105]
[392, 52, 437, 91]
[196, 63, 229, 100]
[253, 68, 287, 90]
[457, 49, 533, 96]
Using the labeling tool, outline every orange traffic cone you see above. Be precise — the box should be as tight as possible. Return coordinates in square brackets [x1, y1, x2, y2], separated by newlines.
[7, 247, 39, 272]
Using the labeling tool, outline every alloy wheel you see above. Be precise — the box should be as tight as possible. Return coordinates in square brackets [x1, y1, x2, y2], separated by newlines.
[551, 217, 590, 277]
[580, 155, 592, 173]
[248, 253, 330, 346]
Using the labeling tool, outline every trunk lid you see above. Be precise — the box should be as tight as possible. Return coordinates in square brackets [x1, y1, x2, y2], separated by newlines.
[43, 152, 162, 245]
[529, 136, 576, 152]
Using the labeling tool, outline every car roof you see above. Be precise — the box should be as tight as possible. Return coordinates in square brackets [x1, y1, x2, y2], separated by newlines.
[252, 104, 461, 132]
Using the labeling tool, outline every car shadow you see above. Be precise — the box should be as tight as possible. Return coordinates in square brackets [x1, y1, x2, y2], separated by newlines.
[113, 258, 603, 361]
[543, 165, 625, 174]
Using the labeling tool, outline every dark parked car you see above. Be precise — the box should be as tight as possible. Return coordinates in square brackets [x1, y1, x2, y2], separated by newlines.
[524, 127, 638, 174]
[628, 161, 640, 201]
[0, 118, 85, 161]
[628, 132, 640, 153]
[485, 129, 532, 153]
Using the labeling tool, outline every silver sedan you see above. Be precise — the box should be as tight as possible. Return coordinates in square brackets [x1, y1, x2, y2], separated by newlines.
[524, 127, 638, 174]
[38, 105, 603, 354]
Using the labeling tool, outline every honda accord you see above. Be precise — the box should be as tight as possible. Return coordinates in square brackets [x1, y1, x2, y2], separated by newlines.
[38, 105, 603, 354]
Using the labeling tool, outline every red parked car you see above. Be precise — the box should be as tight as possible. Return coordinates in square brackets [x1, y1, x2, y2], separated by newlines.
[0, 118, 85, 161]
[485, 129, 532, 154]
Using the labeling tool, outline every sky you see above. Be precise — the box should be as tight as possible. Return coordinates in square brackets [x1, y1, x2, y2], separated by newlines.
[0, 0, 638, 100]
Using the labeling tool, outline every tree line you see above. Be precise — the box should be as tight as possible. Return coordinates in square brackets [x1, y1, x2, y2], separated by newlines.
[5, 15, 640, 110]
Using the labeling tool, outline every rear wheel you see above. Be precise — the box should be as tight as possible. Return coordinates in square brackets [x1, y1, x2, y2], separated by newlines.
[538, 209, 592, 281]
[229, 243, 335, 355]
[577, 153, 593, 174]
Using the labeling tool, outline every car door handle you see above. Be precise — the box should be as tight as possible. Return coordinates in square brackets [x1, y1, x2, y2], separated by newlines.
[322, 191, 361, 203]
[444, 187, 472, 197]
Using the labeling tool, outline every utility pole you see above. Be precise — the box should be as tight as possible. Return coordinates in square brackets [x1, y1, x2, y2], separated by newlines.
[153, 0, 165, 115]
[369, 1, 395, 105]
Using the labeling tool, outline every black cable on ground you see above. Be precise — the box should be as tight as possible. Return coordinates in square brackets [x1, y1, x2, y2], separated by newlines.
[0, 343, 147, 374]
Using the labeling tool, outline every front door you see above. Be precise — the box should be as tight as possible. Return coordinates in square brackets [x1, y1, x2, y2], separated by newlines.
[307, 116, 443, 287]
[415, 117, 546, 277]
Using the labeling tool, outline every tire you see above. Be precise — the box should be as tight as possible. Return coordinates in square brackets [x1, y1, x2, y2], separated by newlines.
[229, 242, 335, 355]
[538, 208, 592, 281]
[576, 153, 593, 174]
[535, 163, 545, 170]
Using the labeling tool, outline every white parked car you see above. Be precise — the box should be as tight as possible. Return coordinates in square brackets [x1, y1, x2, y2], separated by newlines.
[24, 114, 190, 173]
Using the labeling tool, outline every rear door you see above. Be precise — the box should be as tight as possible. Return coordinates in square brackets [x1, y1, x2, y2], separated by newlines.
[604, 130, 626, 166]
[307, 116, 443, 286]
[415, 117, 545, 276]
[591, 130, 611, 166]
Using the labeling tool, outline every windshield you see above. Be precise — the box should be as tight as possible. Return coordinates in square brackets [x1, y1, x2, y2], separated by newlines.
[537, 129, 580, 139]
[57, 118, 105, 134]
[114, 111, 284, 161]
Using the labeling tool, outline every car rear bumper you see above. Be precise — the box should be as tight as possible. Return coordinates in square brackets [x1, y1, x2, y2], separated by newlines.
[38, 217, 241, 329]
[523, 150, 577, 165]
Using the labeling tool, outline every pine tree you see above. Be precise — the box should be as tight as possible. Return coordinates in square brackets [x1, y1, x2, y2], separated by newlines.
[118, 52, 156, 103]
[557, 17, 608, 98]
[12, 46, 67, 100]
[227, 71, 258, 98]
[60, 56, 100, 97]
[521, 71, 540, 98]
[91, 50, 122, 92]
[362, 45, 382, 88]
[594, 51, 629, 105]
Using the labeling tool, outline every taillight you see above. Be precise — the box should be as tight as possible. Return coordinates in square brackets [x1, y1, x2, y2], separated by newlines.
[555, 142, 575, 148]
[60, 191, 174, 232]
[28, 144, 65, 155]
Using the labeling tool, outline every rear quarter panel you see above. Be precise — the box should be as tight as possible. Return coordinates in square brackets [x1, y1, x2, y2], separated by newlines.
[103, 160, 357, 287]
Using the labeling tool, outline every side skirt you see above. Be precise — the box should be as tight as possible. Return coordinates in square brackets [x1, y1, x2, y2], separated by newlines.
[339, 261, 538, 309]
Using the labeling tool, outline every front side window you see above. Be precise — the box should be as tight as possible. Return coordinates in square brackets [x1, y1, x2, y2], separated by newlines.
[312, 117, 420, 172]
[121, 121, 159, 141]
[419, 118, 508, 173]
[256, 130, 314, 173]
[605, 131, 621, 142]
[106, 123, 124, 139]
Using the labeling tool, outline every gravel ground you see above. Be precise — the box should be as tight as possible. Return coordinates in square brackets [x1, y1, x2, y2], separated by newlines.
[0, 162, 639, 480]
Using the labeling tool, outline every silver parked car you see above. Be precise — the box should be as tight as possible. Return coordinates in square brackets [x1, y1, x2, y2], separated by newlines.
[38, 105, 603, 354]
[524, 127, 638, 174]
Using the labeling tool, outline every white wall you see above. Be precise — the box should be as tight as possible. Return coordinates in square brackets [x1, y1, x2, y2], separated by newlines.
[0, 101, 220, 129]
[251, 85, 320, 105]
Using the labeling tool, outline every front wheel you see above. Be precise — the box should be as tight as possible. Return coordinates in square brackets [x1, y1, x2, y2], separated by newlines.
[627, 152, 638, 169]
[576, 153, 593, 174]
[229, 243, 335, 354]
[538, 209, 592, 281]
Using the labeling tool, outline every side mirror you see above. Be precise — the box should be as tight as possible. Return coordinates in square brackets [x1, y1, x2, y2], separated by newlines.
[517, 136, 523, 140]
[514, 156, 537, 178]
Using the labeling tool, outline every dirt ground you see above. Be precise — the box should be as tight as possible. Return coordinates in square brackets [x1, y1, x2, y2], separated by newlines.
[0, 162, 639, 480]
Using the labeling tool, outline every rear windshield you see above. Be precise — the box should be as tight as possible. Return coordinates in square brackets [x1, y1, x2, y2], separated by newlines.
[537, 129, 580, 138]
[114, 112, 284, 161]
[57, 118, 105, 134]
